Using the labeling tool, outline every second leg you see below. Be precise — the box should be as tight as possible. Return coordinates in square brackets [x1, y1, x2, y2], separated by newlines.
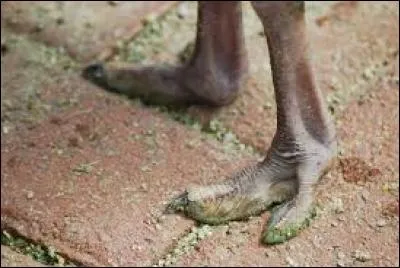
[82, 1, 248, 107]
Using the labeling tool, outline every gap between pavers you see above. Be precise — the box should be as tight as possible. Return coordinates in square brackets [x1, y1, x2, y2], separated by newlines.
[1, 245, 47, 267]
[1, 1, 178, 63]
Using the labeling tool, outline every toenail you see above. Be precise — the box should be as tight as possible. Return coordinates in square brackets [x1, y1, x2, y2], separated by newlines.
[83, 63, 105, 79]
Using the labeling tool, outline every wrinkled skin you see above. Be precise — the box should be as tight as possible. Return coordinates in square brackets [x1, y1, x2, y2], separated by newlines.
[82, 1, 337, 245]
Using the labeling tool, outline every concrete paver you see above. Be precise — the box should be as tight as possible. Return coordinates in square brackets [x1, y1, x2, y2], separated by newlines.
[1, 88, 255, 266]
[1, 29, 81, 134]
[1, 30, 255, 266]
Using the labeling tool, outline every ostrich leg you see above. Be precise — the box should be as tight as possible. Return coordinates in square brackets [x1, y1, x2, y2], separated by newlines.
[169, 1, 337, 245]
[82, 2, 248, 107]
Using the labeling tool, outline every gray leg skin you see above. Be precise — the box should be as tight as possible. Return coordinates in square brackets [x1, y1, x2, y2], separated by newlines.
[168, 1, 337, 245]
[82, 2, 248, 107]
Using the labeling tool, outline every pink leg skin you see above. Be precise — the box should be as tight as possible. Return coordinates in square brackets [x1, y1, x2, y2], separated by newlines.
[82, 2, 248, 107]
[168, 1, 337, 245]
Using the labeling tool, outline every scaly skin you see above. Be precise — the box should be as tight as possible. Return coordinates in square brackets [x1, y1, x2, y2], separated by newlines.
[263, 205, 318, 245]
[167, 163, 298, 225]
[83, 1, 338, 245]
[167, 134, 336, 244]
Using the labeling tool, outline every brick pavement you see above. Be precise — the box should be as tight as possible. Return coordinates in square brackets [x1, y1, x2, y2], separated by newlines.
[1, 1, 398, 267]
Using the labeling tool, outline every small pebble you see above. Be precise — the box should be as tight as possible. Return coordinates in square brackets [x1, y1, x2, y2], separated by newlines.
[336, 250, 347, 266]
[285, 256, 297, 267]
[140, 183, 148, 192]
[376, 218, 387, 227]
[332, 197, 344, 213]
[353, 250, 371, 262]
[2, 126, 9, 134]
[362, 69, 374, 80]
[173, 248, 182, 255]
[26, 191, 34, 199]
[177, 3, 189, 19]
[337, 251, 345, 260]
[223, 132, 236, 144]
[337, 260, 346, 267]
[263, 102, 272, 109]
[361, 191, 369, 201]
[157, 215, 166, 223]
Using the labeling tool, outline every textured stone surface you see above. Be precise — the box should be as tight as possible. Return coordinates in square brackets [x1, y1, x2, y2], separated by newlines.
[1, 88, 254, 266]
[1, 1, 177, 62]
[1, 30, 254, 266]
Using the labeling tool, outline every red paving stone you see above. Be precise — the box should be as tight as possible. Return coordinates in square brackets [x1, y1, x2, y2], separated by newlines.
[0, 29, 134, 143]
[1, 1, 177, 63]
[1, 29, 255, 266]
[175, 65, 399, 267]
[1, 89, 255, 266]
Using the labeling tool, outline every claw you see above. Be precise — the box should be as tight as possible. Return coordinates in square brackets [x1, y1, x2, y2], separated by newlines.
[263, 223, 302, 245]
[82, 62, 113, 91]
[165, 191, 189, 214]
[262, 202, 318, 245]
[82, 63, 105, 79]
